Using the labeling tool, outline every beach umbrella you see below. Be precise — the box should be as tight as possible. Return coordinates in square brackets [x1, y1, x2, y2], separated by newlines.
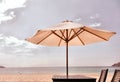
[26, 20, 116, 77]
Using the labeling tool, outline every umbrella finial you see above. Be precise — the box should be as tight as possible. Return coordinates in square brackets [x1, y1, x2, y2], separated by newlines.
[62, 20, 73, 23]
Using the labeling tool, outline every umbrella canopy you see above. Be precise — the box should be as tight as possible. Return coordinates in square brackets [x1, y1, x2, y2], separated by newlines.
[26, 20, 116, 77]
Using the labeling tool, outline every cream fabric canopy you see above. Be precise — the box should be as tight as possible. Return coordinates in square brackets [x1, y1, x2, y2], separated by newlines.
[27, 21, 116, 46]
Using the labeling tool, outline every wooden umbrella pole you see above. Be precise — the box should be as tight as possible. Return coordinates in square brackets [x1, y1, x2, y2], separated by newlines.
[66, 40, 68, 78]
[66, 29, 69, 78]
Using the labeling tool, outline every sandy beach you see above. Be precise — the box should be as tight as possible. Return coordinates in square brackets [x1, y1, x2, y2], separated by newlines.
[0, 73, 113, 82]
[0, 73, 53, 82]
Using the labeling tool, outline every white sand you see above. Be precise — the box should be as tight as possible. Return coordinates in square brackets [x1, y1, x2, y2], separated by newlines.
[0, 73, 113, 82]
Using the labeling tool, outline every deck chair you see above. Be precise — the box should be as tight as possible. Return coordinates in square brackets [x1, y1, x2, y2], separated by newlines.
[98, 69, 108, 82]
[111, 69, 120, 82]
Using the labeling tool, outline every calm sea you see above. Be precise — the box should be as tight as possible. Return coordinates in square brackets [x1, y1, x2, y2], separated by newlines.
[0, 66, 119, 74]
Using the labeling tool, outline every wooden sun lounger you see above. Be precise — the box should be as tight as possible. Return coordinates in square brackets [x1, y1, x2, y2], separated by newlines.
[111, 69, 120, 82]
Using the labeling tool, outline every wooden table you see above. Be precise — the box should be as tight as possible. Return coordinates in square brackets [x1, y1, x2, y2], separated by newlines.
[52, 75, 96, 82]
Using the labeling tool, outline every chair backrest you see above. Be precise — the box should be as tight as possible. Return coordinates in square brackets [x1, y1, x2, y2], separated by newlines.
[111, 69, 120, 82]
[98, 69, 108, 82]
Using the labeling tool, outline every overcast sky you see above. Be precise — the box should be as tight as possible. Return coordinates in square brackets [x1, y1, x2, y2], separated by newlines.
[0, 0, 120, 67]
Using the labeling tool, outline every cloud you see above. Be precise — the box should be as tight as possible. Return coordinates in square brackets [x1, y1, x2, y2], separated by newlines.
[89, 22, 101, 27]
[0, 34, 42, 55]
[0, 34, 66, 67]
[73, 14, 102, 27]
[74, 17, 82, 22]
[0, 0, 27, 24]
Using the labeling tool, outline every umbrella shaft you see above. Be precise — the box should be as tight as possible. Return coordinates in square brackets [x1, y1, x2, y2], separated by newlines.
[66, 29, 69, 78]
[66, 41, 68, 77]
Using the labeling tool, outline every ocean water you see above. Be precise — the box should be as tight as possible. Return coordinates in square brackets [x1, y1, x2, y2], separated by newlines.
[0, 66, 119, 74]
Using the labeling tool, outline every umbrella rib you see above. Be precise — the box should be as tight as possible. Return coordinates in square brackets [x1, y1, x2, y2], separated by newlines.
[72, 29, 85, 45]
[58, 30, 66, 46]
[69, 28, 84, 41]
[36, 32, 53, 44]
[51, 30, 65, 41]
[83, 29, 108, 41]
[60, 30, 66, 39]
[58, 37, 62, 46]
[68, 29, 72, 40]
